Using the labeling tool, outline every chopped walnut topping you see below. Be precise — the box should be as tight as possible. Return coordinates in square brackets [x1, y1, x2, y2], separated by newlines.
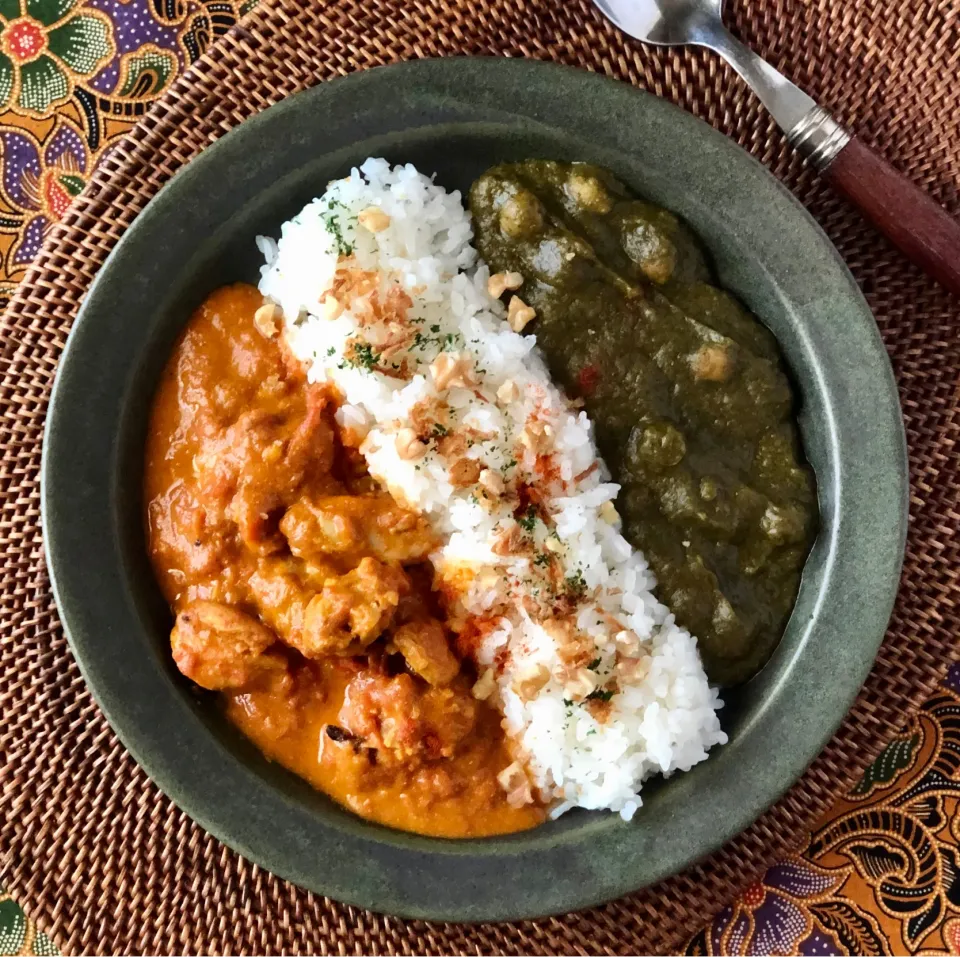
[358, 206, 391, 232]
[544, 617, 594, 673]
[613, 629, 640, 654]
[518, 419, 551, 455]
[512, 663, 550, 701]
[430, 353, 458, 390]
[599, 500, 619, 524]
[410, 397, 450, 439]
[507, 296, 537, 332]
[449, 457, 482, 488]
[472, 668, 496, 701]
[497, 761, 534, 808]
[616, 655, 651, 682]
[497, 379, 520, 404]
[395, 428, 426, 461]
[478, 469, 505, 498]
[564, 668, 600, 700]
[487, 270, 524, 298]
[430, 351, 476, 391]
[322, 294, 343, 321]
[253, 302, 281, 338]
[543, 616, 576, 645]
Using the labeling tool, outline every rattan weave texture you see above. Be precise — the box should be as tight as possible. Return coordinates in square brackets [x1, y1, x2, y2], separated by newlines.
[1, 0, 958, 953]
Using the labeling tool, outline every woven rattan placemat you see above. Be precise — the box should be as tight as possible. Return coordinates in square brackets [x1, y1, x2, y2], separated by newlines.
[1, 0, 959, 952]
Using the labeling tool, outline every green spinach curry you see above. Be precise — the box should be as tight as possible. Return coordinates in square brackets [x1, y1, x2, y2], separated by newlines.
[469, 160, 817, 686]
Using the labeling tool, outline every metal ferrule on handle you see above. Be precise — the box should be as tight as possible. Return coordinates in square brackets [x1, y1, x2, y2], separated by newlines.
[787, 107, 851, 171]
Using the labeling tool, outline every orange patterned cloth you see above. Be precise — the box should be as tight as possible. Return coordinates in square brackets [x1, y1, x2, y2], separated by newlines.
[0, 4, 956, 954]
[686, 663, 960, 956]
[0, 0, 254, 307]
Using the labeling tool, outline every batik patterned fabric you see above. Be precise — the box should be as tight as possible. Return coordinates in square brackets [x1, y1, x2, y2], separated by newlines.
[688, 663, 960, 956]
[0, 0, 256, 304]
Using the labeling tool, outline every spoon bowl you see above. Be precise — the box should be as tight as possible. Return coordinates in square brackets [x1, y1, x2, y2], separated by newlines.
[593, 0, 722, 47]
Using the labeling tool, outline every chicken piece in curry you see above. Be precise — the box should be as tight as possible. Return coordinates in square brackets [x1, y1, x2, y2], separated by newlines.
[145, 283, 544, 837]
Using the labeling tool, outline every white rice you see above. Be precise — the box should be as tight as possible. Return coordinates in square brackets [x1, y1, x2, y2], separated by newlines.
[258, 157, 726, 819]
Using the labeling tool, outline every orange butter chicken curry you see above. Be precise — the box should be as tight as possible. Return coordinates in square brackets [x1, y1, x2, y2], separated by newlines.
[145, 284, 545, 837]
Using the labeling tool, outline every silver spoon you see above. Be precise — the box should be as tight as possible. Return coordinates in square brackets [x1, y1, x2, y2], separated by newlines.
[592, 0, 960, 296]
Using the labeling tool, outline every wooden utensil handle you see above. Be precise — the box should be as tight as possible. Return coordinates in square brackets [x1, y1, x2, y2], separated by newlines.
[824, 137, 960, 296]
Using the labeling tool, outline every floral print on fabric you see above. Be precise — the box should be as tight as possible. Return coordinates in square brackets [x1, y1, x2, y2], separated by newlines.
[0, 0, 253, 304]
[0, 0, 113, 117]
[688, 663, 960, 956]
[0, 117, 88, 265]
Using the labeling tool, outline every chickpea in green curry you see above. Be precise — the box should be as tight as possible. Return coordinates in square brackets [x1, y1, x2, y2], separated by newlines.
[470, 160, 817, 686]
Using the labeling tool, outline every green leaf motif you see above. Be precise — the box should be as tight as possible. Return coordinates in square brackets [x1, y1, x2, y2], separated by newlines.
[24, 0, 75, 28]
[852, 733, 919, 796]
[46, 12, 111, 75]
[116, 47, 175, 98]
[17, 53, 68, 114]
[57, 172, 84, 196]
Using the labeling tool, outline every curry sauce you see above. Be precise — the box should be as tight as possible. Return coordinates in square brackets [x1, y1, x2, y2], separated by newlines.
[145, 283, 544, 837]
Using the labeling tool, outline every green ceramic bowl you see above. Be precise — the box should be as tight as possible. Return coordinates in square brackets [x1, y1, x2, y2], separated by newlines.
[41, 57, 907, 921]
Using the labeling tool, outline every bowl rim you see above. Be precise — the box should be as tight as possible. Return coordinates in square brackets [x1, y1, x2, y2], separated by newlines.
[41, 56, 908, 921]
